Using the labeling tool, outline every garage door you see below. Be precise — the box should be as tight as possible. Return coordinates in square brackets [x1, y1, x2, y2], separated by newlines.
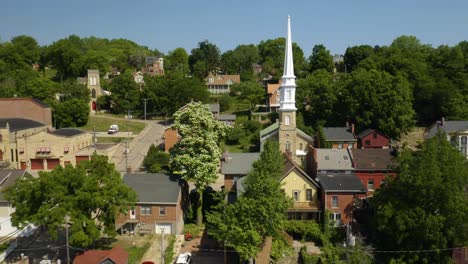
[47, 159, 60, 170]
[75, 156, 89, 165]
[30, 159, 44, 170]
[155, 223, 172, 234]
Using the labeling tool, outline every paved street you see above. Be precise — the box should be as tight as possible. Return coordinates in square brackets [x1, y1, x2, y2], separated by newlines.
[111, 120, 167, 173]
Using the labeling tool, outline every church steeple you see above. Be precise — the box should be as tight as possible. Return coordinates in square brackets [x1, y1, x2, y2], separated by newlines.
[279, 15, 297, 111]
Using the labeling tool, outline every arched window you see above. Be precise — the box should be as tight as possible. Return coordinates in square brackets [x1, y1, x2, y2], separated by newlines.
[91, 89, 96, 98]
[299, 143, 303, 150]
[285, 141, 291, 151]
[285, 115, 290, 125]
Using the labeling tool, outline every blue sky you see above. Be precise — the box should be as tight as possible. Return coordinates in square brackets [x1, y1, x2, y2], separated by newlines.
[1, 0, 467, 56]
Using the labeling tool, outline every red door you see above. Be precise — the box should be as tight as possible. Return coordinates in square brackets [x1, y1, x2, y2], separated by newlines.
[92, 101, 97, 111]
[30, 159, 44, 170]
[46, 159, 60, 170]
[20, 162, 27, 170]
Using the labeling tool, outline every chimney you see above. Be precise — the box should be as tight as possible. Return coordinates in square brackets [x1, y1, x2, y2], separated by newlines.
[351, 123, 355, 134]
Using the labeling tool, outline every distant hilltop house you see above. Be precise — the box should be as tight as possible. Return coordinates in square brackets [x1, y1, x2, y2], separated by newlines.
[142, 56, 164, 76]
[133, 71, 145, 85]
[205, 73, 240, 94]
[77, 69, 110, 113]
[0, 98, 93, 170]
[425, 117, 468, 159]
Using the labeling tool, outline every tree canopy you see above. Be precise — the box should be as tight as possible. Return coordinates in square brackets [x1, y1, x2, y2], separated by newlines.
[370, 134, 468, 263]
[4, 154, 137, 247]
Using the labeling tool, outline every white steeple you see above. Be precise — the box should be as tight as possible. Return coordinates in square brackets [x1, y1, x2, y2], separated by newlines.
[279, 15, 297, 111]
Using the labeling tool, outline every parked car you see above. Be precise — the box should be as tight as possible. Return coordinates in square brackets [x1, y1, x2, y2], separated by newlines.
[175, 252, 192, 264]
[108, 124, 119, 134]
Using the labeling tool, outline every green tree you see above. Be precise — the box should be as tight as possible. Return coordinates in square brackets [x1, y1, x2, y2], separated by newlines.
[143, 144, 170, 173]
[46, 35, 85, 81]
[170, 102, 229, 225]
[4, 154, 137, 247]
[189, 40, 221, 79]
[344, 45, 375, 73]
[371, 134, 468, 263]
[53, 98, 90, 128]
[308, 44, 335, 73]
[230, 81, 264, 110]
[109, 72, 141, 114]
[165, 47, 189, 76]
[58, 79, 90, 102]
[221, 44, 260, 81]
[207, 140, 290, 261]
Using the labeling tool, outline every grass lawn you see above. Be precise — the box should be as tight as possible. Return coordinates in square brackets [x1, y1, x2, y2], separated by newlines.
[96, 137, 128, 143]
[79, 116, 146, 134]
[112, 235, 153, 264]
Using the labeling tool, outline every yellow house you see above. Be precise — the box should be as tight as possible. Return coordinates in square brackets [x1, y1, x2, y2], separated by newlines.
[280, 157, 321, 221]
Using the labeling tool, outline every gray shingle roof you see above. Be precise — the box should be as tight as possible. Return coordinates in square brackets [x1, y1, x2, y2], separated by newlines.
[351, 149, 396, 170]
[218, 114, 236, 121]
[123, 173, 180, 204]
[323, 127, 356, 141]
[221, 153, 261, 175]
[0, 170, 27, 201]
[316, 149, 354, 170]
[317, 173, 366, 193]
[426, 120, 468, 139]
[50, 128, 86, 137]
[0, 118, 45, 132]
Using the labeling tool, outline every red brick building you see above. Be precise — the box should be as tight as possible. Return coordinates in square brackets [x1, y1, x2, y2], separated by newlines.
[163, 126, 180, 152]
[317, 173, 366, 226]
[0, 98, 52, 126]
[116, 173, 184, 235]
[356, 129, 390, 149]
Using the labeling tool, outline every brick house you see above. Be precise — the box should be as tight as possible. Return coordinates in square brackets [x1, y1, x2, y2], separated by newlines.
[356, 129, 390, 149]
[142, 56, 164, 76]
[317, 173, 366, 226]
[221, 152, 261, 193]
[116, 173, 184, 235]
[0, 98, 52, 126]
[351, 148, 397, 196]
[317, 125, 357, 149]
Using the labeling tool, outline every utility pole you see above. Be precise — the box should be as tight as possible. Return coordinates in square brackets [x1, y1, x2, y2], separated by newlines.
[125, 109, 130, 172]
[65, 215, 70, 264]
[142, 98, 149, 120]
[93, 125, 96, 151]
[161, 229, 165, 264]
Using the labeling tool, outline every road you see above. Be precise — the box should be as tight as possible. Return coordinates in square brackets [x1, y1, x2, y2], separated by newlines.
[110, 120, 167, 174]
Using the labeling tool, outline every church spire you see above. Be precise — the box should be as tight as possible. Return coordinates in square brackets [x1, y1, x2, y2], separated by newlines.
[279, 15, 297, 111]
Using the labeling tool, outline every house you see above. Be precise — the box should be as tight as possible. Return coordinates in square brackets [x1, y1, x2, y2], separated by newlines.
[73, 246, 128, 264]
[266, 83, 281, 112]
[309, 148, 354, 177]
[356, 129, 390, 149]
[0, 98, 52, 126]
[0, 170, 35, 237]
[221, 152, 261, 193]
[133, 71, 144, 85]
[0, 119, 93, 170]
[142, 56, 164, 76]
[116, 173, 184, 235]
[350, 149, 396, 196]
[317, 173, 366, 226]
[425, 118, 468, 159]
[218, 114, 236, 126]
[206, 73, 241, 94]
[280, 157, 321, 221]
[317, 125, 357, 149]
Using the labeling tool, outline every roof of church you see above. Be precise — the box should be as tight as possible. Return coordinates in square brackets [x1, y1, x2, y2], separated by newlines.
[260, 121, 279, 139]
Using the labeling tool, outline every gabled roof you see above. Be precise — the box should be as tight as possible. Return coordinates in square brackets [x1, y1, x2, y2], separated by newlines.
[281, 157, 320, 188]
[73, 246, 128, 264]
[0, 118, 46, 132]
[50, 128, 86, 137]
[322, 127, 356, 141]
[218, 114, 236, 121]
[356, 128, 389, 139]
[221, 153, 261, 175]
[425, 120, 468, 139]
[317, 173, 366, 193]
[123, 173, 180, 204]
[0, 170, 27, 202]
[297, 129, 314, 143]
[315, 148, 353, 171]
[206, 74, 241, 85]
[351, 149, 396, 170]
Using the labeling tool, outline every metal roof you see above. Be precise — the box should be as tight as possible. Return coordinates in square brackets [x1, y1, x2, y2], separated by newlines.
[123, 173, 180, 204]
[0, 118, 46, 132]
[316, 148, 354, 170]
[317, 173, 366, 193]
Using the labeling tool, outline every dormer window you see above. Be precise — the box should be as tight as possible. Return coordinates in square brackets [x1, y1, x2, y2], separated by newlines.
[208, 78, 213, 83]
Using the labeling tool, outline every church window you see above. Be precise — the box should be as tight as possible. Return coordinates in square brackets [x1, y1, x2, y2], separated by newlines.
[91, 89, 96, 98]
[285, 141, 291, 151]
[285, 115, 290, 125]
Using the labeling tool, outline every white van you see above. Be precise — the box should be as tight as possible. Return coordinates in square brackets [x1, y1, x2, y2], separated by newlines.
[108, 124, 119, 134]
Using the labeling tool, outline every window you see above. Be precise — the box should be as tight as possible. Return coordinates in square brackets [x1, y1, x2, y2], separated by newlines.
[306, 189, 313, 201]
[324, 156, 330, 160]
[91, 88, 96, 98]
[338, 143, 343, 149]
[373, 133, 378, 139]
[331, 196, 338, 208]
[299, 143, 303, 150]
[329, 213, 341, 226]
[293, 190, 300, 202]
[381, 179, 386, 186]
[285, 115, 290, 125]
[343, 155, 348, 160]
[287, 90, 291, 100]
[368, 179, 374, 190]
[285, 141, 291, 152]
[140, 206, 151, 215]
[365, 140, 371, 146]
[159, 206, 166, 216]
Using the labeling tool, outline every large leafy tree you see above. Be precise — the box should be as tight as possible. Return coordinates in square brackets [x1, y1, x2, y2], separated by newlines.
[52, 98, 90, 128]
[169, 102, 230, 225]
[143, 144, 170, 173]
[165, 47, 189, 76]
[207, 140, 290, 261]
[308, 44, 335, 73]
[370, 134, 468, 263]
[189, 40, 221, 79]
[258, 38, 306, 80]
[4, 155, 137, 247]
[109, 72, 141, 114]
[45, 35, 85, 81]
[221, 44, 260, 81]
[230, 81, 264, 110]
[344, 45, 375, 73]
